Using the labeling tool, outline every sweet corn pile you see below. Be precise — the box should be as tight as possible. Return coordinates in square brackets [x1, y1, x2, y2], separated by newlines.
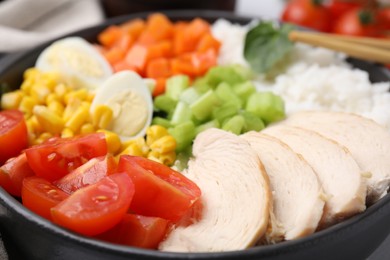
[0, 68, 176, 165]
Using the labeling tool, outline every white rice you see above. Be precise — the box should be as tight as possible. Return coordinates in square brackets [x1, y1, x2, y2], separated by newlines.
[211, 19, 390, 129]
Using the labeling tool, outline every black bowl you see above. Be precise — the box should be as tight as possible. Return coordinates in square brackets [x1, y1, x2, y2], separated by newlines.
[0, 10, 390, 260]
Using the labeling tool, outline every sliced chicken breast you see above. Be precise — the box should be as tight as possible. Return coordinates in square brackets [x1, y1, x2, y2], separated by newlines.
[159, 128, 271, 252]
[281, 111, 390, 203]
[262, 125, 367, 227]
[241, 132, 324, 242]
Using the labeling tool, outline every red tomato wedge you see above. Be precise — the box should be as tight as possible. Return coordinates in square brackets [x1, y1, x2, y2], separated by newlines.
[51, 173, 134, 236]
[0, 110, 28, 165]
[22, 176, 69, 220]
[54, 154, 117, 194]
[25, 133, 107, 182]
[117, 156, 201, 222]
[0, 153, 35, 196]
[97, 214, 169, 249]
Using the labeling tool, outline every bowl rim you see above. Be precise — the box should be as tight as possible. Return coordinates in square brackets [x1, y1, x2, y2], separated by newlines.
[0, 9, 389, 259]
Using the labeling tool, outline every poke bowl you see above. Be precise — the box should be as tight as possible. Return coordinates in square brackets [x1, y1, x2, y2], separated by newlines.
[0, 10, 390, 260]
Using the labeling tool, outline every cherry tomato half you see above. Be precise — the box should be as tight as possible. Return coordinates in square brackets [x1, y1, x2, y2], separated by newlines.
[22, 176, 69, 220]
[54, 154, 117, 194]
[25, 133, 107, 182]
[328, 0, 361, 20]
[117, 155, 201, 222]
[0, 110, 28, 165]
[51, 173, 134, 236]
[97, 214, 169, 249]
[281, 0, 332, 32]
[0, 153, 35, 196]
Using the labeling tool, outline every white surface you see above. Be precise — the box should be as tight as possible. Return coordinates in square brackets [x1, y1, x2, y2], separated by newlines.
[0, 0, 104, 52]
[236, 0, 285, 19]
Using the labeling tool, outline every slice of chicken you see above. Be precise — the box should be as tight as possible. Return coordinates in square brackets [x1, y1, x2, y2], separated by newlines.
[262, 125, 367, 227]
[159, 128, 271, 252]
[281, 111, 390, 203]
[241, 132, 324, 242]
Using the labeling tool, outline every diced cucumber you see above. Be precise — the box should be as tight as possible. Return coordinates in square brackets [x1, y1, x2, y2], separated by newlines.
[170, 101, 192, 126]
[212, 102, 239, 123]
[215, 82, 243, 109]
[166, 75, 190, 101]
[241, 111, 265, 132]
[193, 77, 212, 94]
[152, 117, 172, 128]
[231, 64, 253, 81]
[190, 89, 220, 121]
[195, 119, 220, 135]
[245, 91, 285, 124]
[169, 121, 196, 152]
[222, 115, 245, 135]
[179, 87, 201, 105]
[204, 65, 247, 87]
[154, 95, 177, 114]
[233, 81, 256, 104]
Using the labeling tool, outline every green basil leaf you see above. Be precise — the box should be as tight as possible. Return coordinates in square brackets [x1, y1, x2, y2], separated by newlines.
[244, 22, 294, 74]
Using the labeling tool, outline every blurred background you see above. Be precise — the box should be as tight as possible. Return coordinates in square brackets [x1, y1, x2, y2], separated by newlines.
[0, 0, 388, 53]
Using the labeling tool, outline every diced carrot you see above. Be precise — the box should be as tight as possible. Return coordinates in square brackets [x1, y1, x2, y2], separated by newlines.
[171, 54, 196, 77]
[112, 60, 140, 74]
[196, 33, 221, 53]
[112, 34, 134, 53]
[137, 32, 157, 46]
[174, 21, 189, 34]
[104, 47, 126, 66]
[191, 49, 218, 76]
[145, 13, 174, 41]
[146, 58, 172, 78]
[173, 18, 211, 55]
[147, 41, 172, 61]
[152, 78, 167, 97]
[120, 18, 146, 39]
[98, 26, 125, 48]
[125, 44, 149, 72]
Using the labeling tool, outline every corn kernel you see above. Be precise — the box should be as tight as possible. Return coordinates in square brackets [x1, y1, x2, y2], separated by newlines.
[80, 123, 95, 134]
[150, 135, 176, 154]
[65, 105, 89, 133]
[28, 132, 37, 146]
[86, 92, 95, 103]
[120, 143, 145, 157]
[54, 84, 70, 100]
[147, 150, 162, 163]
[64, 89, 89, 104]
[45, 93, 61, 105]
[1, 91, 23, 110]
[121, 137, 149, 155]
[30, 84, 51, 104]
[63, 98, 82, 121]
[92, 105, 113, 129]
[97, 130, 122, 155]
[41, 72, 60, 90]
[146, 125, 169, 146]
[38, 132, 53, 142]
[159, 151, 176, 166]
[33, 105, 64, 134]
[19, 96, 38, 118]
[23, 68, 40, 80]
[61, 128, 74, 138]
[26, 115, 43, 134]
[47, 100, 65, 116]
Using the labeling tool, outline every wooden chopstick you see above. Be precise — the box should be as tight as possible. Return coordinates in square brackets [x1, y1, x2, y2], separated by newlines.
[289, 30, 390, 64]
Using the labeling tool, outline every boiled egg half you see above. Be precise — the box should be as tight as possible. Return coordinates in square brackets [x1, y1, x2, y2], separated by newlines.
[36, 37, 113, 90]
[90, 71, 153, 141]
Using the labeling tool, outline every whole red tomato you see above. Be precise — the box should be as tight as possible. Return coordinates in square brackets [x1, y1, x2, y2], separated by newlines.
[332, 8, 384, 37]
[328, 0, 361, 20]
[282, 0, 332, 32]
[378, 8, 390, 31]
